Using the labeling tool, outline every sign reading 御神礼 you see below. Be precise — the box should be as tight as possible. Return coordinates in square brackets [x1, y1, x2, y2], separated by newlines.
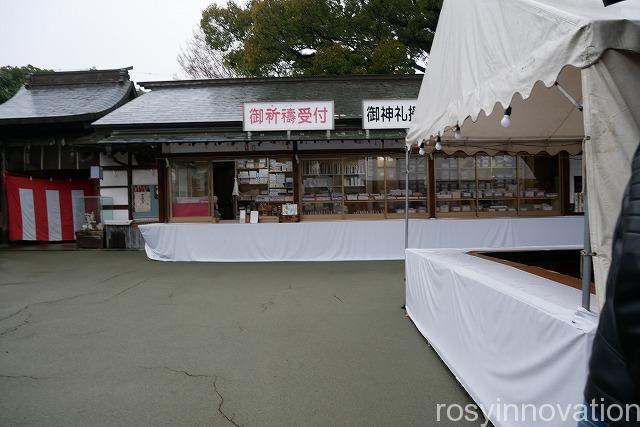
[362, 99, 417, 129]
[243, 101, 334, 131]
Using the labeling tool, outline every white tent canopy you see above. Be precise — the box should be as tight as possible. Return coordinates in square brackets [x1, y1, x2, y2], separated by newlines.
[407, 0, 640, 304]
[437, 65, 585, 155]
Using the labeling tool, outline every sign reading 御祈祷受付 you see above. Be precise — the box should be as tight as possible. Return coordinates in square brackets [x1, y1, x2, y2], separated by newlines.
[243, 101, 334, 131]
[362, 99, 417, 129]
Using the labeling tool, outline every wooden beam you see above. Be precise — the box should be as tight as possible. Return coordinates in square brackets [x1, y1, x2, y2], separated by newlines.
[127, 152, 133, 220]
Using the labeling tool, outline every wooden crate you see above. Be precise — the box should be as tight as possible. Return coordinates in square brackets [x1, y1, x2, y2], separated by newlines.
[76, 230, 104, 249]
[278, 214, 300, 223]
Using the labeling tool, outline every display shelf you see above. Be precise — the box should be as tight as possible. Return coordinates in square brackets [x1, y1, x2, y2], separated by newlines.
[518, 155, 561, 214]
[435, 155, 477, 218]
[300, 155, 427, 219]
[435, 198, 475, 201]
[520, 196, 559, 200]
[478, 210, 518, 217]
[436, 210, 476, 215]
[518, 210, 561, 216]
[301, 212, 345, 217]
[344, 214, 386, 219]
[236, 157, 294, 218]
[386, 154, 428, 218]
[435, 212, 477, 218]
[301, 205, 344, 216]
[255, 215, 279, 223]
[434, 153, 565, 218]
[387, 201, 428, 216]
[169, 216, 217, 223]
[301, 214, 345, 221]
[477, 154, 517, 215]
[386, 214, 429, 219]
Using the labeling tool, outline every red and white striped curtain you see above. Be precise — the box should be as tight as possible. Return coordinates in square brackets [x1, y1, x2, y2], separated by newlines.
[5, 175, 95, 242]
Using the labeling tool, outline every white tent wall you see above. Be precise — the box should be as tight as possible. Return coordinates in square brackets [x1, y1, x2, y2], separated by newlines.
[407, 0, 640, 303]
[582, 49, 640, 305]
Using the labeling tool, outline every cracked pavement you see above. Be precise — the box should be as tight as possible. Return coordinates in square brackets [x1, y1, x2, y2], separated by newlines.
[0, 251, 480, 426]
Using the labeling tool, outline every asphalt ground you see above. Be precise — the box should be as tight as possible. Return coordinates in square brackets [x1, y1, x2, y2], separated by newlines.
[0, 251, 481, 426]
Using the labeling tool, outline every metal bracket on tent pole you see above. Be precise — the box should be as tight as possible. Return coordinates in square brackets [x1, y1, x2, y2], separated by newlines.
[554, 82, 583, 112]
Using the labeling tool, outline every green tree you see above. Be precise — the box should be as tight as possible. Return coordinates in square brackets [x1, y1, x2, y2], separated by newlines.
[0, 65, 49, 104]
[199, 0, 441, 77]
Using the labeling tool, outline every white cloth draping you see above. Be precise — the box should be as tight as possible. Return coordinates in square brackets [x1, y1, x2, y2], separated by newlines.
[405, 248, 598, 427]
[582, 50, 640, 304]
[139, 217, 583, 262]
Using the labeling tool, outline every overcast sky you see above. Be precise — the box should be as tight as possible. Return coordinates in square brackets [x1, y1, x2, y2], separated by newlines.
[0, 0, 225, 82]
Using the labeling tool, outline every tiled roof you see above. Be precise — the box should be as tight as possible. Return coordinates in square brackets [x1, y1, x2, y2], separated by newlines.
[100, 129, 408, 144]
[93, 75, 422, 128]
[0, 68, 134, 125]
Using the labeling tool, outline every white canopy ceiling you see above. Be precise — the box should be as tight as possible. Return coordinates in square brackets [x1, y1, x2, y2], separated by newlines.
[437, 65, 584, 155]
[406, 0, 640, 145]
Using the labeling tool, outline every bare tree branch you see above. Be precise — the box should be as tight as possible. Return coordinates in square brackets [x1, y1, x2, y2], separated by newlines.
[177, 29, 241, 79]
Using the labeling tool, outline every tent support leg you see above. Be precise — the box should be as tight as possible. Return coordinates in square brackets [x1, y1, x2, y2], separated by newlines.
[581, 187, 592, 311]
[405, 146, 409, 251]
[402, 146, 410, 310]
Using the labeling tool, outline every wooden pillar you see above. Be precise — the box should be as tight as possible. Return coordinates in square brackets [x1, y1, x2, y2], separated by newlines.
[428, 153, 436, 218]
[292, 141, 300, 209]
[560, 153, 570, 215]
[1, 141, 8, 243]
[157, 158, 167, 223]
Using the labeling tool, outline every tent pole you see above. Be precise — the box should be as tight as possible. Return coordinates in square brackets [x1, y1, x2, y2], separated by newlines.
[402, 145, 409, 310]
[581, 188, 592, 311]
[405, 145, 410, 251]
